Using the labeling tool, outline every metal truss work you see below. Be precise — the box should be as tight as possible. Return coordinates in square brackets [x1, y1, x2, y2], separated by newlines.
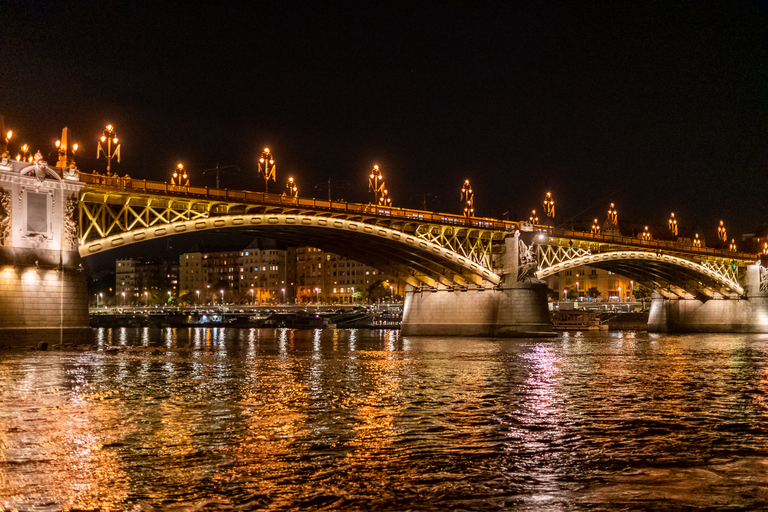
[535, 250, 745, 297]
[413, 224, 504, 270]
[536, 244, 591, 269]
[79, 194, 211, 242]
[79, 213, 502, 287]
[78, 177, 514, 272]
[701, 260, 739, 284]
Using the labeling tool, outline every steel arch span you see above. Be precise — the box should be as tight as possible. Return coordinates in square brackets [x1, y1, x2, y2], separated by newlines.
[79, 213, 502, 287]
[535, 250, 744, 298]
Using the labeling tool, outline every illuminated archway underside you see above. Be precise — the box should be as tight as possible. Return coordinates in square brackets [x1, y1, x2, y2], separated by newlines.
[79, 214, 501, 287]
[535, 251, 744, 298]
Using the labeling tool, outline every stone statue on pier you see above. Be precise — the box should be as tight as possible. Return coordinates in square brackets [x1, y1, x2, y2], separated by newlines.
[63, 194, 78, 250]
[517, 238, 539, 282]
[760, 262, 768, 294]
[0, 187, 10, 246]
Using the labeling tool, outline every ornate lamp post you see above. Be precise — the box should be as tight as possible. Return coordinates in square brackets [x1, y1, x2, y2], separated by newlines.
[259, 148, 275, 193]
[369, 164, 384, 203]
[461, 180, 474, 217]
[607, 203, 618, 226]
[668, 212, 678, 237]
[591, 218, 600, 235]
[529, 210, 538, 224]
[171, 163, 189, 186]
[55, 128, 79, 169]
[729, 239, 737, 252]
[693, 233, 701, 248]
[544, 192, 555, 227]
[641, 226, 651, 241]
[718, 220, 727, 243]
[97, 124, 120, 173]
[284, 176, 298, 197]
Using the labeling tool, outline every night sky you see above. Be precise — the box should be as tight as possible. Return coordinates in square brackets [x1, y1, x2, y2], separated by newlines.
[2, 1, 766, 245]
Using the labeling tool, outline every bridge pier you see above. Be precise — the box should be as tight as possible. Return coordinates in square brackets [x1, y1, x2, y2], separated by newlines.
[648, 262, 768, 333]
[0, 142, 89, 345]
[401, 281, 553, 337]
[401, 232, 555, 337]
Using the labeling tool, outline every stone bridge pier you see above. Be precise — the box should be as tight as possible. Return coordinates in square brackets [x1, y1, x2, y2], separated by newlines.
[401, 232, 554, 337]
[0, 128, 89, 343]
[648, 258, 768, 333]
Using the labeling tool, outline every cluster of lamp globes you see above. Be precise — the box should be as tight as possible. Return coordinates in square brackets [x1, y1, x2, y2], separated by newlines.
[1, 124, 120, 166]
[2, 129, 77, 164]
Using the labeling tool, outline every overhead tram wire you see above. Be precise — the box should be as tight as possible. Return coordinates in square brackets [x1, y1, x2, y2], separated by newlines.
[555, 181, 633, 230]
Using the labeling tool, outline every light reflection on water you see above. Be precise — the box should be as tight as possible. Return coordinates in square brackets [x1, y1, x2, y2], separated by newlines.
[1, 328, 768, 510]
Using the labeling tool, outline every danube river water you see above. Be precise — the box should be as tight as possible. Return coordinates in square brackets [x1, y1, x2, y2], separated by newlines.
[1, 327, 768, 510]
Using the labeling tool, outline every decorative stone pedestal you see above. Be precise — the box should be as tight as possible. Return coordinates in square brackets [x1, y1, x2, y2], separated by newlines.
[0, 126, 89, 345]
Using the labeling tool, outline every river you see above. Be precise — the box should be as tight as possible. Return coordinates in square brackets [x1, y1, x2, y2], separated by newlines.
[1, 327, 767, 510]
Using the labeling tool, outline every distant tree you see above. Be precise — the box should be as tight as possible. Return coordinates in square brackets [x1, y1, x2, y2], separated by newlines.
[586, 286, 601, 299]
[633, 284, 652, 300]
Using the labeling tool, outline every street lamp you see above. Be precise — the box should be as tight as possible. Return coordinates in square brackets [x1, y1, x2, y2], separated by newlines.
[544, 192, 554, 227]
[763, 241, 768, 255]
[259, 147, 275, 193]
[250, 287, 255, 304]
[668, 212, 678, 237]
[461, 180, 474, 217]
[729, 239, 737, 252]
[718, 220, 727, 242]
[97, 124, 120, 173]
[379, 189, 391, 206]
[369, 164, 384, 203]
[16, 143, 32, 162]
[282, 287, 286, 303]
[196, 289, 200, 306]
[121, 291, 125, 306]
[607, 203, 617, 226]
[641, 226, 651, 241]
[284, 177, 298, 197]
[144, 291, 148, 307]
[220, 289, 225, 305]
[591, 218, 600, 235]
[55, 130, 79, 169]
[693, 233, 701, 248]
[171, 163, 189, 186]
[529, 209, 538, 224]
[315, 287, 320, 303]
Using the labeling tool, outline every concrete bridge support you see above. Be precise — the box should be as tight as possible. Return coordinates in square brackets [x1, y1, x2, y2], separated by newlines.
[401, 232, 554, 337]
[0, 143, 90, 344]
[648, 262, 768, 333]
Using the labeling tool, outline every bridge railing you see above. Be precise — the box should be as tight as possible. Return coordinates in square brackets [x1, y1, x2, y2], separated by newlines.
[80, 172, 519, 233]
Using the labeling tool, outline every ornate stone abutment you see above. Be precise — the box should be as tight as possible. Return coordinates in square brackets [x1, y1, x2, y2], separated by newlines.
[0, 134, 89, 345]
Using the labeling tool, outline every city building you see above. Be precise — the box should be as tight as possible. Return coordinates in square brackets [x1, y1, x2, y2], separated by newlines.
[115, 257, 179, 305]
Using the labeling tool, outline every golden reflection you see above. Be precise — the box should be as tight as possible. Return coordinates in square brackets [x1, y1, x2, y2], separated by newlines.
[0, 359, 130, 508]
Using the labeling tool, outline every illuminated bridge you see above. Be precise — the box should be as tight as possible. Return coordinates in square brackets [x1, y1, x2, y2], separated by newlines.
[0, 153, 765, 337]
[77, 173, 757, 300]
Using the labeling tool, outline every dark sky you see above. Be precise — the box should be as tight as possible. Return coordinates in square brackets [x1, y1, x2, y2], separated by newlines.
[2, 1, 766, 244]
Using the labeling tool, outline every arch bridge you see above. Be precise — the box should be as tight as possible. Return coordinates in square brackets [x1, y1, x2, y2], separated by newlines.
[76, 174, 758, 297]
